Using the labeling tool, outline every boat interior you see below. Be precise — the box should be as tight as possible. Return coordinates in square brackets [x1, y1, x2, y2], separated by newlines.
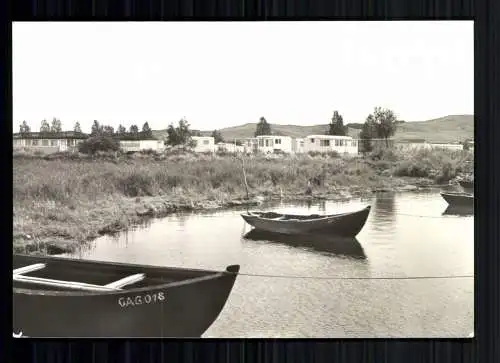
[248, 207, 368, 221]
[251, 212, 324, 221]
[13, 256, 221, 292]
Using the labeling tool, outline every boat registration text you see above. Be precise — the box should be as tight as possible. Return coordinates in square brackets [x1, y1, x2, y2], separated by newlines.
[118, 292, 165, 308]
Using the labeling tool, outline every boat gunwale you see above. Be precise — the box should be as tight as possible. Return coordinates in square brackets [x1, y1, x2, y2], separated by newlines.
[241, 205, 371, 223]
[440, 191, 474, 198]
[13, 254, 239, 297]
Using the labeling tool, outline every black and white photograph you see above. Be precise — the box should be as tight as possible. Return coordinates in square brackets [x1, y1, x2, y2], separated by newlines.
[13, 21, 474, 338]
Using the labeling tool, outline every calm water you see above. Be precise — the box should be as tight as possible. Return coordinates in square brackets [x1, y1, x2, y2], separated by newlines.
[66, 191, 474, 338]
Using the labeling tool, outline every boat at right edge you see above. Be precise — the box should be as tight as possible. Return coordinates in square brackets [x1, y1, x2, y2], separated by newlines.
[440, 191, 474, 208]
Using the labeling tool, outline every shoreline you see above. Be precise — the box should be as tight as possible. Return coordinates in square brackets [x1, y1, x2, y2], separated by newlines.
[14, 180, 447, 256]
[13, 149, 472, 255]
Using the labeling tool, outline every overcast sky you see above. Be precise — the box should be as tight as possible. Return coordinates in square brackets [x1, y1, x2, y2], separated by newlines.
[13, 21, 473, 133]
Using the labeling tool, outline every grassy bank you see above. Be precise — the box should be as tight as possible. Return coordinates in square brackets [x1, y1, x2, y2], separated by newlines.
[13, 147, 473, 254]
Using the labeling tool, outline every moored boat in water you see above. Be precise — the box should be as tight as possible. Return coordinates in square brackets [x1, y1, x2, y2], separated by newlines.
[13, 254, 239, 338]
[241, 205, 371, 237]
[440, 192, 474, 208]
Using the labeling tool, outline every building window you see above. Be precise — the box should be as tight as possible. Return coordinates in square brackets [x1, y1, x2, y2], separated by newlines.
[50, 140, 58, 146]
[275, 139, 281, 144]
[320, 140, 330, 147]
[25, 139, 31, 146]
[300, 141, 304, 146]
[203, 140, 209, 145]
[265, 139, 272, 147]
[42, 139, 49, 146]
[32, 139, 39, 146]
[335, 139, 340, 146]
[310, 138, 315, 143]
[259, 139, 264, 147]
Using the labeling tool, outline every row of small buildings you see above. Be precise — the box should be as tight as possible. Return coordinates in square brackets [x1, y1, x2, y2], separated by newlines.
[12, 132, 360, 155]
[12, 132, 471, 155]
[192, 135, 359, 155]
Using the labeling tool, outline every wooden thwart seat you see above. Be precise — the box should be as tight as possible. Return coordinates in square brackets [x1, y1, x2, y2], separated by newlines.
[13, 263, 46, 275]
[13, 263, 146, 292]
[105, 274, 145, 289]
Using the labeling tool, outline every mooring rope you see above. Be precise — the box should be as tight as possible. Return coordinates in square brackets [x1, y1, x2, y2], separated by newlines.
[389, 212, 473, 219]
[235, 272, 474, 281]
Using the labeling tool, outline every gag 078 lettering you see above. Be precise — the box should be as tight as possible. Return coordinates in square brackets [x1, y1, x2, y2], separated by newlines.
[118, 292, 165, 308]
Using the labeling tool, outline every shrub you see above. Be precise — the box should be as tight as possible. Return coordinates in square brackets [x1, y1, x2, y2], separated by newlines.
[78, 136, 120, 155]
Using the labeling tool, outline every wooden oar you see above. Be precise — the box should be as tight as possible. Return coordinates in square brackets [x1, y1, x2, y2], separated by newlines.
[13, 273, 145, 292]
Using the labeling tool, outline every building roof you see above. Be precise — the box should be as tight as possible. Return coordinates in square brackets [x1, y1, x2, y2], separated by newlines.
[306, 134, 353, 139]
[13, 131, 89, 140]
[119, 139, 162, 143]
[256, 135, 291, 139]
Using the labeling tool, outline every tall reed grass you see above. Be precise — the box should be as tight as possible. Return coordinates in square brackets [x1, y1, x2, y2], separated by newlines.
[14, 148, 473, 205]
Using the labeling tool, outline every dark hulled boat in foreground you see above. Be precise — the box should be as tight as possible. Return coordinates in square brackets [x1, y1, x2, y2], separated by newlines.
[241, 205, 371, 237]
[13, 254, 239, 338]
[440, 192, 474, 208]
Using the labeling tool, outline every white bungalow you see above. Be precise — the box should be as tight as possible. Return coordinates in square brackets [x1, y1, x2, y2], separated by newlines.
[119, 139, 165, 153]
[241, 138, 259, 154]
[256, 135, 293, 154]
[292, 138, 305, 153]
[191, 136, 215, 153]
[429, 143, 464, 151]
[304, 135, 358, 155]
[216, 142, 245, 154]
[13, 131, 89, 154]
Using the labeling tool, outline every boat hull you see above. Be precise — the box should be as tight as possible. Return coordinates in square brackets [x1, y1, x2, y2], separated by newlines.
[440, 192, 474, 208]
[13, 254, 239, 338]
[241, 206, 371, 237]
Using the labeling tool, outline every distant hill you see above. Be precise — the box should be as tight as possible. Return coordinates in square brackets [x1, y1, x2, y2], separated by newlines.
[152, 114, 474, 144]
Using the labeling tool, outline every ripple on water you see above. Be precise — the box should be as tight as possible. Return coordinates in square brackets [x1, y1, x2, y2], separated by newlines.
[66, 191, 474, 338]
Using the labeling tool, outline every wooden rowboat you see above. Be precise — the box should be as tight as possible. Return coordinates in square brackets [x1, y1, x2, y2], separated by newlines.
[440, 192, 474, 208]
[241, 205, 371, 237]
[13, 254, 239, 338]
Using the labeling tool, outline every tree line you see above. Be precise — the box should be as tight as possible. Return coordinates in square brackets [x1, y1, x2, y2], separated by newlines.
[18, 119, 155, 140]
[17, 106, 399, 152]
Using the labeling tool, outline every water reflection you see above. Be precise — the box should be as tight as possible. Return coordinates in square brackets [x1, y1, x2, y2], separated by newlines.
[370, 192, 396, 232]
[64, 192, 473, 338]
[243, 230, 366, 260]
[442, 205, 475, 217]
